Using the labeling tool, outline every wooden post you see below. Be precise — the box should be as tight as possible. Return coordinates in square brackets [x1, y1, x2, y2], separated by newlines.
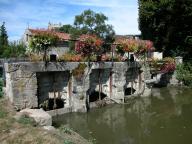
[109, 71, 113, 98]
[98, 68, 101, 101]
[131, 81, 133, 95]
[68, 72, 72, 107]
[111, 44, 115, 67]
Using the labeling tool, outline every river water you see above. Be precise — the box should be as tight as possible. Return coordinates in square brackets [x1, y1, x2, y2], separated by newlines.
[53, 87, 192, 144]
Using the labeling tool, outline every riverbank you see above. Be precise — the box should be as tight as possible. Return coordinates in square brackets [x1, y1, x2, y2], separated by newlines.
[0, 97, 90, 144]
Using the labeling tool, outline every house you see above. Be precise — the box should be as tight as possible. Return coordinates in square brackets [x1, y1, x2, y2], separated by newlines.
[22, 28, 71, 57]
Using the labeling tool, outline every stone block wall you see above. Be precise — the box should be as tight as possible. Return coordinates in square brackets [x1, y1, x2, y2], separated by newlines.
[5, 62, 149, 111]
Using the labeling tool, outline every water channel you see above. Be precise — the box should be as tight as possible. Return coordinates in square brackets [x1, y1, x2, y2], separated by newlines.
[53, 87, 192, 144]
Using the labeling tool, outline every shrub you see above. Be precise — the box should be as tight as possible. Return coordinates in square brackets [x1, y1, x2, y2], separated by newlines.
[63, 140, 74, 144]
[17, 115, 35, 125]
[59, 125, 73, 135]
[58, 53, 82, 62]
[75, 35, 103, 57]
[28, 53, 43, 62]
[176, 63, 192, 86]
[160, 57, 176, 73]
[72, 63, 87, 79]
[0, 110, 7, 118]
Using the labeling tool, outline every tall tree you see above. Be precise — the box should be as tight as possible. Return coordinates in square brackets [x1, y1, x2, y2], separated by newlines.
[74, 9, 115, 44]
[57, 24, 74, 34]
[58, 10, 115, 51]
[139, 0, 192, 59]
[0, 22, 8, 56]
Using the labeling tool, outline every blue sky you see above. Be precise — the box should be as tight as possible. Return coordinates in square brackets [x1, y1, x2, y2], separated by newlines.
[0, 0, 140, 41]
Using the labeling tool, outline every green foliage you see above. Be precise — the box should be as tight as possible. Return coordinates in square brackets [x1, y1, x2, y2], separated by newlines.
[59, 125, 73, 135]
[29, 32, 58, 52]
[0, 22, 8, 57]
[72, 63, 87, 79]
[17, 115, 35, 125]
[29, 32, 59, 61]
[58, 24, 75, 34]
[88, 137, 97, 144]
[2, 42, 26, 58]
[74, 9, 115, 48]
[58, 9, 115, 51]
[0, 110, 7, 118]
[139, 0, 192, 59]
[63, 140, 74, 144]
[176, 63, 192, 86]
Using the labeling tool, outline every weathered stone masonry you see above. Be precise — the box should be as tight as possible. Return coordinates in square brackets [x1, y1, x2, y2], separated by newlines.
[4, 62, 151, 112]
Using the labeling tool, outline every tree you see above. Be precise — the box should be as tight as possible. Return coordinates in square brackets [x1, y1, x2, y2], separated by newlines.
[58, 10, 115, 51]
[57, 24, 74, 33]
[2, 42, 26, 58]
[138, 0, 192, 59]
[0, 22, 8, 56]
[74, 9, 115, 46]
[29, 32, 58, 61]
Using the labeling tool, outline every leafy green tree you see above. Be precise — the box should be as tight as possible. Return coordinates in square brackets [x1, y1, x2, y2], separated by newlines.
[2, 42, 26, 58]
[58, 10, 115, 51]
[0, 22, 8, 57]
[29, 32, 58, 61]
[58, 24, 74, 33]
[74, 9, 115, 48]
[138, 0, 192, 59]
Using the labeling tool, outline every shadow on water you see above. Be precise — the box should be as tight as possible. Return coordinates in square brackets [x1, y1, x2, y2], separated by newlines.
[53, 87, 192, 144]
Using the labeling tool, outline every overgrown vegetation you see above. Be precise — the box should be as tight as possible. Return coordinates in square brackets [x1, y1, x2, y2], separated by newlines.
[59, 125, 73, 135]
[58, 9, 115, 51]
[2, 42, 26, 58]
[0, 22, 26, 58]
[176, 63, 192, 87]
[149, 57, 176, 74]
[29, 32, 59, 61]
[0, 22, 8, 57]
[139, 0, 192, 59]
[72, 63, 87, 79]
[63, 140, 74, 144]
[17, 115, 36, 125]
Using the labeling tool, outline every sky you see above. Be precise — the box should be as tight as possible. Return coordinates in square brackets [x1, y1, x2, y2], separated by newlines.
[0, 0, 140, 41]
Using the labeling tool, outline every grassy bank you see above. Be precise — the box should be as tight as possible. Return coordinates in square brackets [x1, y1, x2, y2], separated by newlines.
[0, 97, 90, 144]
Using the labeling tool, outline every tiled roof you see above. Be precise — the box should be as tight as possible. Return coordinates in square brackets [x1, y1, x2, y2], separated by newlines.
[28, 29, 70, 41]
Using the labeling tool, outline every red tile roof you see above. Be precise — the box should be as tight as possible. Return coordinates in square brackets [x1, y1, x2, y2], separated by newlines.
[28, 29, 70, 41]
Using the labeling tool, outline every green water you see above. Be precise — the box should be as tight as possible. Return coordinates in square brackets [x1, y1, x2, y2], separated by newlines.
[53, 87, 192, 144]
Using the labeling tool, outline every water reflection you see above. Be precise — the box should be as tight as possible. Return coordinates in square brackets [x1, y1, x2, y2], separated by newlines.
[53, 87, 192, 144]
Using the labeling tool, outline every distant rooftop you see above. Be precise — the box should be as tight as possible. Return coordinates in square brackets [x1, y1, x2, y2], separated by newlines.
[28, 29, 70, 41]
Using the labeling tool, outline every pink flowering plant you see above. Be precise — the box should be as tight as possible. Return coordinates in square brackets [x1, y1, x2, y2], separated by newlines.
[115, 38, 154, 56]
[160, 57, 176, 73]
[75, 35, 103, 57]
[115, 39, 139, 54]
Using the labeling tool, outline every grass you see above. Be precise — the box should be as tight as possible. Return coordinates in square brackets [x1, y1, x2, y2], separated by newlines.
[59, 125, 73, 135]
[0, 98, 90, 144]
[0, 78, 3, 98]
[0, 110, 7, 118]
[64, 140, 75, 144]
[17, 115, 35, 125]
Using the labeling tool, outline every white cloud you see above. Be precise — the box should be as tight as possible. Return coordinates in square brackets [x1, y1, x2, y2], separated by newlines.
[68, 0, 136, 8]
[68, 0, 140, 34]
[105, 7, 140, 35]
